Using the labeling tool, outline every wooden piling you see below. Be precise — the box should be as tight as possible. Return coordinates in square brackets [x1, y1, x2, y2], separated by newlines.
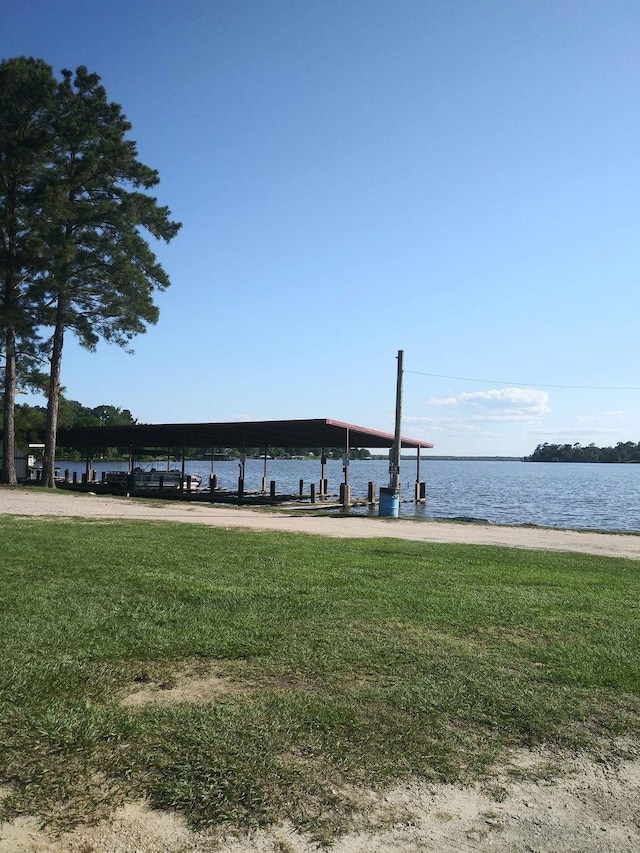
[340, 483, 351, 507]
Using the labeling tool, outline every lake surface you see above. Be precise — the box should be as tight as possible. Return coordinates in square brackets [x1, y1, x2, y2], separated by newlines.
[55, 458, 640, 533]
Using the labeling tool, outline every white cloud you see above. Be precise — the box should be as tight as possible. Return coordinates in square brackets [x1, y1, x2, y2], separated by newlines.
[425, 387, 550, 419]
[404, 415, 504, 438]
[575, 411, 627, 422]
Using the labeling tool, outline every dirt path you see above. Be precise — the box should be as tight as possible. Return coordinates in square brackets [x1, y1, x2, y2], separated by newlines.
[1, 486, 639, 852]
[1, 486, 639, 559]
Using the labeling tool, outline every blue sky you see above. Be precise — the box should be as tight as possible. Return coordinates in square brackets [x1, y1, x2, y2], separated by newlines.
[4, 0, 639, 455]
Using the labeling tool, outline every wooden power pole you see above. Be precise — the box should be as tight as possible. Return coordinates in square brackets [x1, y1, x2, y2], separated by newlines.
[389, 349, 403, 491]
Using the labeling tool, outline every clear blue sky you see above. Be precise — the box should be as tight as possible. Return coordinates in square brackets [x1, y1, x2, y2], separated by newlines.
[4, 0, 639, 455]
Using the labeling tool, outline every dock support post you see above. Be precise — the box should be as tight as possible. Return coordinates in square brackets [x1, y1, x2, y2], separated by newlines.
[340, 482, 351, 508]
[270, 480, 276, 498]
[414, 446, 426, 502]
[310, 483, 316, 503]
[238, 477, 244, 499]
[299, 479, 304, 497]
[368, 481, 377, 504]
[320, 451, 327, 497]
[342, 429, 350, 506]
[262, 448, 268, 493]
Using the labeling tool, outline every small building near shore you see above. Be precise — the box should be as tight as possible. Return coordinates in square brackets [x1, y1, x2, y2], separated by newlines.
[0, 440, 29, 481]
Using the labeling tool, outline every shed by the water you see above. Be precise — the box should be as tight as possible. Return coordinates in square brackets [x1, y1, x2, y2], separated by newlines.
[55, 418, 434, 506]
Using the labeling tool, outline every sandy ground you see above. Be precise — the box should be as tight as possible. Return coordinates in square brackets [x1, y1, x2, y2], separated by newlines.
[1, 486, 640, 559]
[1, 486, 639, 852]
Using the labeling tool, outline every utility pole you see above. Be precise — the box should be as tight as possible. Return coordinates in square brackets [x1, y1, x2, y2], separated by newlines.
[389, 349, 403, 490]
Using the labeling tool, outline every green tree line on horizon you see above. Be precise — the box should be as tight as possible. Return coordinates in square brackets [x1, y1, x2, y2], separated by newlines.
[528, 441, 640, 463]
[1, 56, 180, 485]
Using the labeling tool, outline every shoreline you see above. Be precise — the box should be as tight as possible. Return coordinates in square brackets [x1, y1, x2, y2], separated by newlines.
[2, 486, 639, 560]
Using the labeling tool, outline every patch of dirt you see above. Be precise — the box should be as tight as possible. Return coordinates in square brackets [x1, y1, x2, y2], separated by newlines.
[119, 664, 317, 709]
[1, 746, 639, 852]
[120, 672, 245, 708]
[120, 661, 320, 710]
[0, 801, 213, 853]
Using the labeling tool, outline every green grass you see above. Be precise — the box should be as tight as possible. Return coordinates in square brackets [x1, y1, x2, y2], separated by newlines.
[0, 516, 638, 840]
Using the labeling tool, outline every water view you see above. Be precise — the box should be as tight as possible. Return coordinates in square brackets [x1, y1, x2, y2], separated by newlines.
[54, 458, 640, 533]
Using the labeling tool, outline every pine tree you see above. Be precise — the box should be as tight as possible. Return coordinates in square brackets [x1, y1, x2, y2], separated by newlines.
[0, 57, 56, 484]
[39, 67, 180, 487]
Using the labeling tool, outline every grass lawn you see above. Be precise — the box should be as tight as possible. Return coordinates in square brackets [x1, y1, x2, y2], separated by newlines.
[0, 516, 638, 840]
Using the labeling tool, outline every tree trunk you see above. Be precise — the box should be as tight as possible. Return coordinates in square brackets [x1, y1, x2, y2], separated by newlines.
[43, 300, 65, 488]
[2, 325, 18, 485]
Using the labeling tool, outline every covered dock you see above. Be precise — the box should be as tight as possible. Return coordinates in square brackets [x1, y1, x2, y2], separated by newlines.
[55, 418, 434, 507]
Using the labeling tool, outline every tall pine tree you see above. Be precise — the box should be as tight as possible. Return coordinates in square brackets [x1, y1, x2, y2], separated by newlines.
[0, 57, 56, 483]
[39, 67, 180, 486]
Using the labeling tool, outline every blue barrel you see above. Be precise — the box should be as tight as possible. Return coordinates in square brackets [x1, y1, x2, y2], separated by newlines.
[379, 487, 399, 518]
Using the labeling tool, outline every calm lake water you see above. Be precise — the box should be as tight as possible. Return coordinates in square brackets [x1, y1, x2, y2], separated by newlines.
[55, 458, 640, 533]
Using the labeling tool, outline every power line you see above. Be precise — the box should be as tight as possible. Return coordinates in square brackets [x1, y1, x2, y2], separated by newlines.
[404, 369, 640, 391]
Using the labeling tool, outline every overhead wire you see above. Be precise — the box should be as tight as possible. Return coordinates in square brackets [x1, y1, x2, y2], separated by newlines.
[404, 370, 640, 392]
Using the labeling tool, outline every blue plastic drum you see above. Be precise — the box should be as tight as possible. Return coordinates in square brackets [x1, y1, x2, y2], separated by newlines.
[379, 487, 399, 518]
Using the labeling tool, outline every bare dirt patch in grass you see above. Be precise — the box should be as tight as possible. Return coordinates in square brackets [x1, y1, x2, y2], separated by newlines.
[120, 672, 245, 709]
[118, 664, 318, 709]
[1, 745, 639, 852]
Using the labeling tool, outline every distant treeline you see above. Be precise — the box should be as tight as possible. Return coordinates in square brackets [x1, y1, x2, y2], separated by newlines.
[528, 442, 640, 463]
